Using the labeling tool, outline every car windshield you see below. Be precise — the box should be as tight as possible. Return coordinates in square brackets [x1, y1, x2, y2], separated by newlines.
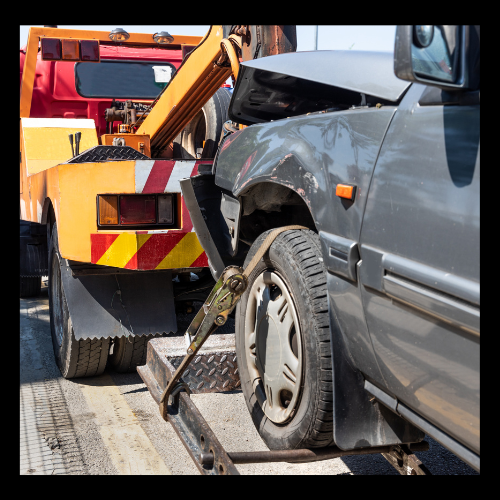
[75, 60, 176, 99]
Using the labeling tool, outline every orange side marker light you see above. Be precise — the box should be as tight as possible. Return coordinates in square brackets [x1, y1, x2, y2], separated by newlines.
[336, 184, 356, 201]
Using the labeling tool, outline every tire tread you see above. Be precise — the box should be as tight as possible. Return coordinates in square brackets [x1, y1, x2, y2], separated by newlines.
[109, 334, 161, 373]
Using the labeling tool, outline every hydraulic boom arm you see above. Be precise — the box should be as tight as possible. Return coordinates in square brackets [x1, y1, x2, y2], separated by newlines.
[136, 26, 235, 155]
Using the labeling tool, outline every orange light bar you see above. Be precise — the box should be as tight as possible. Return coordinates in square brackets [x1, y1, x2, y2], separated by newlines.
[98, 195, 118, 225]
[336, 184, 356, 201]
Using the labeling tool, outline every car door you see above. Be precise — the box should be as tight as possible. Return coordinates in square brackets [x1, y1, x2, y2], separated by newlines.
[358, 81, 479, 455]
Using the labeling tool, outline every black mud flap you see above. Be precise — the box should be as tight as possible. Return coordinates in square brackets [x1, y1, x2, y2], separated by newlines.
[59, 262, 176, 341]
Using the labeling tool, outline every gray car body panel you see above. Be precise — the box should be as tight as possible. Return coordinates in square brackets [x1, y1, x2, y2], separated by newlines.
[204, 51, 479, 461]
[358, 82, 480, 454]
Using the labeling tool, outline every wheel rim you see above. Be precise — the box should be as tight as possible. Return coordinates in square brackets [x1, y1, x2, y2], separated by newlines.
[244, 271, 303, 424]
[50, 251, 64, 348]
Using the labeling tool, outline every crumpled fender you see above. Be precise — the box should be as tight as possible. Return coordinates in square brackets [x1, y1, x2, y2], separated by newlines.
[214, 120, 327, 221]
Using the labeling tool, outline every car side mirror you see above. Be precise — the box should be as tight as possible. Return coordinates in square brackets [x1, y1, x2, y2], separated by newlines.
[394, 25, 471, 91]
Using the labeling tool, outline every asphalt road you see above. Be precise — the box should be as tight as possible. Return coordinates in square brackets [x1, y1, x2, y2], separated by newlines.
[20, 282, 479, 475]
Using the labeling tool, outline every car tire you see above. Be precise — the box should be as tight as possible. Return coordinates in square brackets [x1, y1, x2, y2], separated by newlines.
[48, 224, 109, 379]
[235, 228, 334, 450]
[173, 88, 232, 159]
[20, 276, 41, 297]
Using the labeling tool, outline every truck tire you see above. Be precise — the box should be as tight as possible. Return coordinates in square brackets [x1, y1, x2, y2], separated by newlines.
[173, 88, 232, 159]
[48, 224, 109, 379]
[109, 334, 161, 373]
[20, 276, 41, 298]
[235, 228, 334, 450]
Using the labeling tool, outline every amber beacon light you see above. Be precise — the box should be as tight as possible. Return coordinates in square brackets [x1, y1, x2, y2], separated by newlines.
[109, 28, 130, 42]
[153, 31, 174, 45]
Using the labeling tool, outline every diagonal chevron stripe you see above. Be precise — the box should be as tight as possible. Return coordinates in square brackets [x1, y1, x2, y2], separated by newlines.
[96, 233, 150, 268]
[134, 232, 186, 270]
[135, 160, 207, 194]
[155, 233, 204, 270]
[91, 233, 120, 264]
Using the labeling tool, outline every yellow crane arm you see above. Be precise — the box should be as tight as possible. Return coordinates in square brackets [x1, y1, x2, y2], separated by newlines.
[136, 26, 237, 154]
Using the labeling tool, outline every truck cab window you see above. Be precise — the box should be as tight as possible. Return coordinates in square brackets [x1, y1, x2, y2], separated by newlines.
[75, 60, 176, 99]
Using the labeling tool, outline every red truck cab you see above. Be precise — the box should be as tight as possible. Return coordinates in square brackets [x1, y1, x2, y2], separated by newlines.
[20, 44, 183, 137]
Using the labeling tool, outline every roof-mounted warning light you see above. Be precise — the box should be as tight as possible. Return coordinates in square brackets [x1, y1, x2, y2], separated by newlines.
[109, 28, 130, 42]
[153, 32, 174, 45]
[40, 38, 100, 62]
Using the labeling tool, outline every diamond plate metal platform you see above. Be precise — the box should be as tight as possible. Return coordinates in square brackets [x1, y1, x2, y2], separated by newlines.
[137, 334, 239, 397]
[65, 145, 150, 163]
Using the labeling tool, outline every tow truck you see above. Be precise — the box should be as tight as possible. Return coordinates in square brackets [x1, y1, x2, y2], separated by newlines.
[20, 25, 247, 377]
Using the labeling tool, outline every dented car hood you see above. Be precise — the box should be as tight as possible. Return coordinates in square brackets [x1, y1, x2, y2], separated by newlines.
[228, 50, 410, 125]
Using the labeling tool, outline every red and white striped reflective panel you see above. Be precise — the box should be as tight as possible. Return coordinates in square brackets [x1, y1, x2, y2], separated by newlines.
[135, 160, 212, 194]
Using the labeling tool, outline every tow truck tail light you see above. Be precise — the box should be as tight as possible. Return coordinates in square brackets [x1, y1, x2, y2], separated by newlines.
[119, 195, 156, 224]
[98, 195, 118, 225]
[98, 194, 175, 227]
[158, 194, 174, 224]
[41, 38, 61, 60]
[80, 40, 100, 61]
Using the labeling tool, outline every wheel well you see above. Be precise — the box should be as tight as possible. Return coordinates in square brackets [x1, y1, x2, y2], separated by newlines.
[43, 198, 56, 238]
[239, 183, 317, 246]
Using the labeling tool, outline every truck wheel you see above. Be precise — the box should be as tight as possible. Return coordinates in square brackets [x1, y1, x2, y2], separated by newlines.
[109, 334, 161, 373]
[48, 224, 109, 379]
[20, 276, 41, 297]
[173, 88, 232, 159]
[236, 228, 333, 450]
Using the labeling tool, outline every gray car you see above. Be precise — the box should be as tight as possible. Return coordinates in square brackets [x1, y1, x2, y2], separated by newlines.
[182, 25, 480, 471]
